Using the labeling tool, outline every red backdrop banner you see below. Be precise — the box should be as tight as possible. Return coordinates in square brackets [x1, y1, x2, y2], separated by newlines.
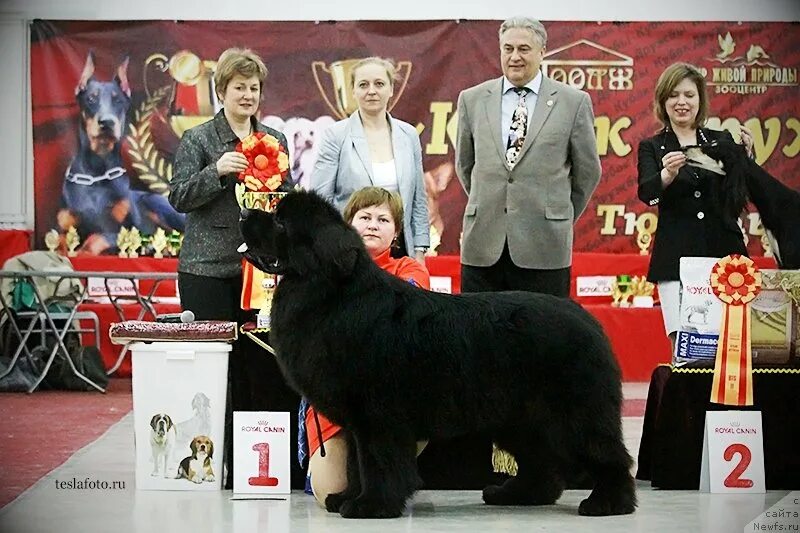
[30, 20, 800, 255]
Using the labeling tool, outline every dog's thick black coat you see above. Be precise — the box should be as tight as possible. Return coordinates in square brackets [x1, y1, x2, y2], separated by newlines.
[240, 191, 636, 519]
[704, 141, 800, 269]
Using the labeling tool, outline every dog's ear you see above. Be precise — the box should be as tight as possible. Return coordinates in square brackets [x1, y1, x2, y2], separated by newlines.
[116, 56, 131, 97]
[190, 438, 198, 455]
[208, 440, 214, 459]
[312, 226, 360, 278]
[76, 51, 95, 95]
[150, 414, 158, 429]
[165, 415, 173, 429]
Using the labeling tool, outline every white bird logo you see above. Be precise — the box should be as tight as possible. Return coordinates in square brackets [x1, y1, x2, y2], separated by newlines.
[716, 32, 735, 60]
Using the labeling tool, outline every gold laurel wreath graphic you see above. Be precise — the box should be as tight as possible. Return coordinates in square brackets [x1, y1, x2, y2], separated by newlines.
[126, 85, 173, 195]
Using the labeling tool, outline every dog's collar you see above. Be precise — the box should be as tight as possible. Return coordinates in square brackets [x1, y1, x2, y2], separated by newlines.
[65, 165, 126, 186]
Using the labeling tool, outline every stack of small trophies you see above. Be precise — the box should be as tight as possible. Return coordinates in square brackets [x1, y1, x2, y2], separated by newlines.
[611, 274, 656, 308]
[44, 226, 183, 258]
[115, 227, 183, 258]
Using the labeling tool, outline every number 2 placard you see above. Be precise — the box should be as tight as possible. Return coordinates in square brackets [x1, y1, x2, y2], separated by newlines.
[700, 411, 765, 493]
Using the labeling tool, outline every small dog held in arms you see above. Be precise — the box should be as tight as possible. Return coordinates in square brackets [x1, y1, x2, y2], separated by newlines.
[238, 191, 636, 519]
[58, 52, 185, 253]
[702, 140, 800, 269]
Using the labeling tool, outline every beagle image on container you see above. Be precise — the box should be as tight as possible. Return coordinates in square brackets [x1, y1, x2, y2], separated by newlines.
[177, 436, 215, 484]
[149, 413, 176, 478]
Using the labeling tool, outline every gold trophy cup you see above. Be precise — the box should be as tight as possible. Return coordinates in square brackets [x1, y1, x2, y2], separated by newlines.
[237, 187, 289, 330]
[145, 50, 219, 138]
[312, 59, 412, 119]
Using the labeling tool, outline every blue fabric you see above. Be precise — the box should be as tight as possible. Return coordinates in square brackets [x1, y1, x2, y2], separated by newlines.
[297, 397, 310, 470]
[298, 397, 315, 495]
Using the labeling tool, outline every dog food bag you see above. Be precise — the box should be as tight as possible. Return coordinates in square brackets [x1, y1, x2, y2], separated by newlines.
[674, 257, 723, 366]
[750, 269, 799, 365]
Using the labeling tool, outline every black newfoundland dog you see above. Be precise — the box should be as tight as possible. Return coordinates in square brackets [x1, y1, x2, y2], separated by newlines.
[239, 191, 636, 519]
[703, 141, 800, 269]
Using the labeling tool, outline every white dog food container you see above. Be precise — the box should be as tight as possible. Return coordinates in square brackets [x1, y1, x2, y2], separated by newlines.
[131, 341, 231, 491]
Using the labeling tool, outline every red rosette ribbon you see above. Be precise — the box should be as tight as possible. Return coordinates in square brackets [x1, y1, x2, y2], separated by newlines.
[236, 131, 290, 193]
[708, 254, 761, 406]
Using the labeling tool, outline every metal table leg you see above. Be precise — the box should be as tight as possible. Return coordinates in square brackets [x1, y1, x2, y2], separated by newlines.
[25, 278, 105, 393]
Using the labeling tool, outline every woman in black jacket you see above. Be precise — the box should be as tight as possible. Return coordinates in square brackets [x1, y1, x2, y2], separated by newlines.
[637, 62, 753, 353]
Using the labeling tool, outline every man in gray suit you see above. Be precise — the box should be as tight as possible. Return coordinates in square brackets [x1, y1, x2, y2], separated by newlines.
[456, 17, 601, 297]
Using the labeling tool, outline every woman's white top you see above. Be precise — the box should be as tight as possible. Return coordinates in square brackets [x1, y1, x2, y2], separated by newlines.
[371, 159, 398, 192]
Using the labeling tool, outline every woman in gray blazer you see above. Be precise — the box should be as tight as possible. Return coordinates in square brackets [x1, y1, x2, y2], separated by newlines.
[311, 57, 429, 263]
[169, 48, 291, 489]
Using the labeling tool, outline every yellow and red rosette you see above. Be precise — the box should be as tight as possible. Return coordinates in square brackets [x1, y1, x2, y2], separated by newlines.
[236, 131, 290, 192]
[709, 254, 761, 406]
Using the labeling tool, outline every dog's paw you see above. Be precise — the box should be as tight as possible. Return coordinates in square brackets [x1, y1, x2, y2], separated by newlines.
[205, 474, 215, 482]
[578, 494, 636, 516]
[324, 492, 348, 513]
[482, 478, 559, 506]
[339, 497, 403, 519]
[191, 476, 203, 484]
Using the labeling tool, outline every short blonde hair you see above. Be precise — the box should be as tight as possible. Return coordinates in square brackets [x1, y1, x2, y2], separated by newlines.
[350, 57, 398, 88]
[653, 62, 709, 129]
[343, 187, 404, 230]
[214, 48, 268, 99]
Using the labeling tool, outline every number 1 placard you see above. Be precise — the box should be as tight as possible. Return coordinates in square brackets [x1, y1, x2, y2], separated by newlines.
[700, 410, 765, 493]
[233, 411, 291, 495]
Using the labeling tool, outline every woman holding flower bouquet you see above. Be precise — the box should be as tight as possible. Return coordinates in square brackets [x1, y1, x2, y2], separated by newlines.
[300, 186, 430, 506]
[169, 47, 292, 488]
[311, 57, 430, 264]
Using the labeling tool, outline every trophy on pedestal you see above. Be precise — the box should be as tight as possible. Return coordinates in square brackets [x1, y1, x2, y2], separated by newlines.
[612, 275, 633, 307]
[117, 227, 131, 258]
[151, 228, 168, 258]
[65, 226, 81, 257]
[44, 229, 61, 254]
[630, 275, 656, 307]
[128, 227, 142, 258]
[167, 230, 183, 257]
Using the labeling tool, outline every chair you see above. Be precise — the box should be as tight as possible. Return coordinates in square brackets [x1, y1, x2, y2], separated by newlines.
[0, 252, 106, 392]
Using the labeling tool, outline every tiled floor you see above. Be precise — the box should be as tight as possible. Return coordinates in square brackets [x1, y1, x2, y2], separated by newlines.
[1, 382, 793, 533]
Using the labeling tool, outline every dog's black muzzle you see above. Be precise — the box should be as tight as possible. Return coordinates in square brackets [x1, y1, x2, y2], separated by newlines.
[239, 208, 285, 274]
